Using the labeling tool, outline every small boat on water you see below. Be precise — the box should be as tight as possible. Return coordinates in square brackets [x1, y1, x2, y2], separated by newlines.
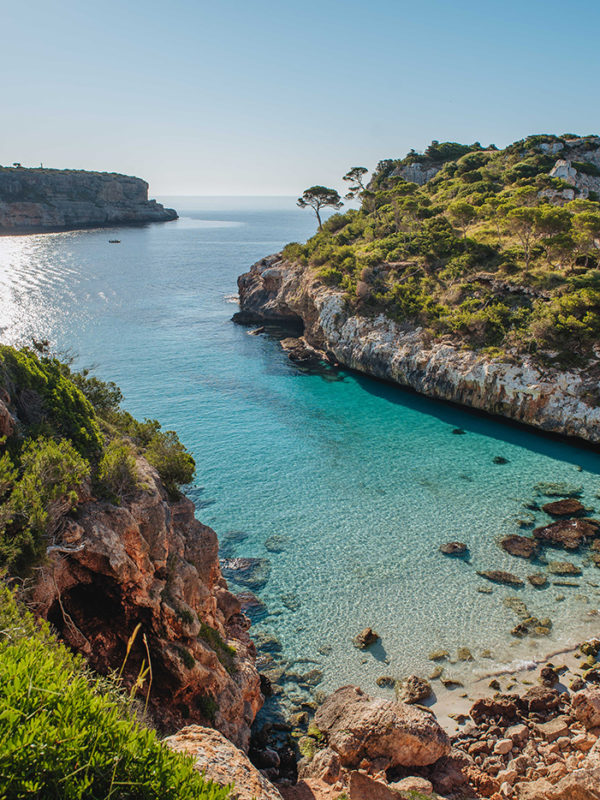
[108, 239, 121, 243]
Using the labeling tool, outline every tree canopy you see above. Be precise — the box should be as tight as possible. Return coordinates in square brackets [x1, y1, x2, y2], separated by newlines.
[297, 186, 343, 229]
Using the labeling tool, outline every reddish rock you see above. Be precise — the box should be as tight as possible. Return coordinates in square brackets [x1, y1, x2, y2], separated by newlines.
[31, 456, 262, 749]
[519, 686, 560, 714]
[313, 685, 450, 768]
[353, 628, 379, 649]
[533, 518, 600, 550]
[439, 541, 468, 555]
[573, 687, 600, 730]
[164, 725, 283, 800]
[470, 695, 519, 723]
[500, 534, 538, 559]
[298, 748, 340, 785]
[543, 498, 587, 517]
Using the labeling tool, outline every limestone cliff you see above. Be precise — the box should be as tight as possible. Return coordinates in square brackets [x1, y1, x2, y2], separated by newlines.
[29, 452, 261, 750]
[235, 254, 600, 444]
[0, 166, 177, 232]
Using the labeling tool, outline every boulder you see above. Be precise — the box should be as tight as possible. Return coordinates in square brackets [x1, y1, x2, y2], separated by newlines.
[470, 695, 518, 723]
[476, 570, 524, 587]
[519, 685, 560, 714]
[347, 772, 399, 800]
[548, 767, 600, 799]
[164, 725, 283, 800]
[390, 776, 433, 794]
[297, 747, 340, 784]
[353, 628, 379, 649]
[533, 518, 600, 550]
[543, 498, 587, 517]
[314, 685, 449, 768]
[396, 675, 432, 704]
[573, 687, 600, 729]
[500, 535, 537, 559]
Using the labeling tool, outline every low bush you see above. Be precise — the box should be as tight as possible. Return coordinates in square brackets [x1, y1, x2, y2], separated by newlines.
[0, 585, 232, 799]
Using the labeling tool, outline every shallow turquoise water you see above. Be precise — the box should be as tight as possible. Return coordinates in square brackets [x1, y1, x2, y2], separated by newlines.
[1, 197, 600, 700]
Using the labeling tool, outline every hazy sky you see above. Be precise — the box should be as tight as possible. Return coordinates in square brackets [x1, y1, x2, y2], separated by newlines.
[3, 0, 600, 195]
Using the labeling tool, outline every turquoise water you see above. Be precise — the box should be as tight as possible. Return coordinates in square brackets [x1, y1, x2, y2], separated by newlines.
[1, 197, 600, 704]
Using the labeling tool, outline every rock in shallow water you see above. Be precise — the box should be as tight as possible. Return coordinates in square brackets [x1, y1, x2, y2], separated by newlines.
[353, 627, 380, 649]
[533, 517, 600, 550]
[439, 541, 468, 556]
[396, 674, 432, 704]
[500, 534, 537, 559]
[314, 685, 449, 768]
[477, 570, 525, 587]
[543, 498, 587, 517]
[221, 557, 271, 589]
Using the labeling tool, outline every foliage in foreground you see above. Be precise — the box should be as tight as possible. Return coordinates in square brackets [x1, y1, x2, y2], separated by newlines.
[0, 584, 231, 800]
[285, 134, 600, 366]
[0, 344, 196, 575]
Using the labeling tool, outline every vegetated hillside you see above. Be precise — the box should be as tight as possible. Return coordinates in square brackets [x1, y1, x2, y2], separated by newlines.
[0, 344, 262, 747]
[0, 585, 230, 800]
[284, 134, 600, 368]
[0, 343, 194, 576]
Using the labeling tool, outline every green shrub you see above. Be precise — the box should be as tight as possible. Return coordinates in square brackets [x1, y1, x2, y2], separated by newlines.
[97, 439, 142, 501]
[0, 346, 102, 455]
[145, 430, 195, 498]
[0, 585, 231, 800]
[199, 623, 237, 675]
[2, 437, 89, 574]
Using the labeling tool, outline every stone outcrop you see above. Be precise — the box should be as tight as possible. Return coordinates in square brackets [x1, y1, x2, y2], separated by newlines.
[30, 454, 262, 749]
[313, 685, 450, 768]
[0, 166, 177, 232]
[390, 161, 441, 185]
[164, 725, 283, 800]
[234, 254, 600, 443]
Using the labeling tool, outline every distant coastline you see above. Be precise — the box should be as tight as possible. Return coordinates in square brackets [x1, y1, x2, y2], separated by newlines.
[0, 165, 177, 234]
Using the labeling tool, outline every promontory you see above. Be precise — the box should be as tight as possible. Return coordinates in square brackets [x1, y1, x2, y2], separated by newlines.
[0, 165, 177, 232]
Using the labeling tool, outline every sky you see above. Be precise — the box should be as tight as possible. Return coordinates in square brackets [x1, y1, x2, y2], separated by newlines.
[2, 0, 600, 196]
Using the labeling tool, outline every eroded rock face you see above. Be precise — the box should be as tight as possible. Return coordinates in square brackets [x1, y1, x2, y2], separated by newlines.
[31, 457, 261, 749]
[0, 166, 177, 232]
[573, 688, 600, 730]
[313, 685, 450, 768]
[235, 254, 600, 443]
[164, 725, 283, 800]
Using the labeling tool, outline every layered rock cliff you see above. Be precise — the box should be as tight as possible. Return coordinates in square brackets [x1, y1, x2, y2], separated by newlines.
[0, 166, 177, 232]
[235, 254, 600, 443]
[28, 451, 261, 749]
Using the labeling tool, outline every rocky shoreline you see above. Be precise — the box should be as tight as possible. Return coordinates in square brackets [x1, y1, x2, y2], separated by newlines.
[234, 254, 600, 445]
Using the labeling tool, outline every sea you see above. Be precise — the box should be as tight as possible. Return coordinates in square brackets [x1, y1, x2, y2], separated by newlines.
[1, 196, 599, 707]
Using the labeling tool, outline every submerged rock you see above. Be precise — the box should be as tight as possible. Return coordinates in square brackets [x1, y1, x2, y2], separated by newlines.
[500, 534, 537, 559]
[439, 541, 468, 556]
[477, 570, 525, 587]
[220, 557, 272, 589]
[534, 481, 583, 498]
[547, 560, 582, 575]
[314, 685, 450, 767]
[264, 534, 288, 553]
[533, 517, 600, 550]
[528, 573, 548, 587]
[543, 498, 587, 517]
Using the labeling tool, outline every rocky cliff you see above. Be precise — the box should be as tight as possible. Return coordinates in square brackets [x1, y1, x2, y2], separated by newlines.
[29, 452, 261, 749]
[0, 166, 177, 232]
[234, 254, 600, 444]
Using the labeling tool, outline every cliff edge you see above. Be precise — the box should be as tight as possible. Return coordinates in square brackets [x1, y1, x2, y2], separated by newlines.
[0, 165, 177, 232]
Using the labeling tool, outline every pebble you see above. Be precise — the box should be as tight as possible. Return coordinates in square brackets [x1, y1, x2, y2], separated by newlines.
[494, 738, 513, 755]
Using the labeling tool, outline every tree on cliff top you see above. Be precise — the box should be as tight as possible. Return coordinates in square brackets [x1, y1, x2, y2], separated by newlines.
[343, 167, 369, 200]
[297, 186, 343, 229]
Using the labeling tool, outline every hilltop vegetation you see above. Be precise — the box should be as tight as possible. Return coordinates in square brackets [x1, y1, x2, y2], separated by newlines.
[285, 134, 600, 366]
[0, 344, 195, 575]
